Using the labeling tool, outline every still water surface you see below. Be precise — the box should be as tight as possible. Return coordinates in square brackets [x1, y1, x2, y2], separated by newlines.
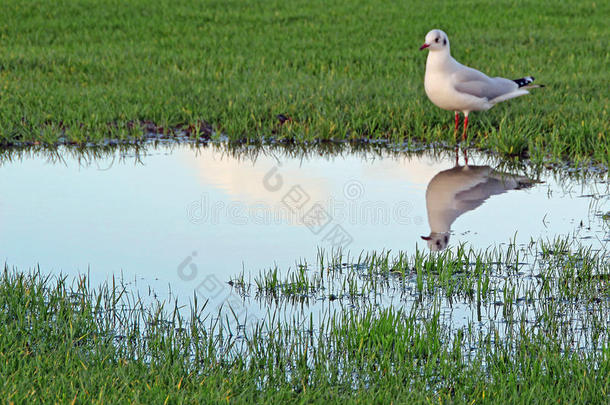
[1, 144, 607, 299]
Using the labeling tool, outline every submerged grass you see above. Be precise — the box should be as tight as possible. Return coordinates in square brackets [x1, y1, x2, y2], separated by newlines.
[0, 0, 608, 164]
[2, 236, 609, 403]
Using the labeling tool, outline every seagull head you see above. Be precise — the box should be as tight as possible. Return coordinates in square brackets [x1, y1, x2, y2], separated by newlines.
[421, 232, 450, 251]
[419, 29, 449, 52]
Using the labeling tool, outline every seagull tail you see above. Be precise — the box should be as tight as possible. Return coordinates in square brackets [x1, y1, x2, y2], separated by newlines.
[490, 89, 530, 105]
[491, 75, 545, 105]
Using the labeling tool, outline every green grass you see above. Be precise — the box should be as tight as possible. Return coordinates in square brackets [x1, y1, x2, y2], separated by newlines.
[0, 0, 608, 164]
[2, 236, 609, 403]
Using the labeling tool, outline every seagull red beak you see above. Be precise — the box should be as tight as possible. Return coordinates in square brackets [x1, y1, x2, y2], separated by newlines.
[421, 235, 432, 241]
[419, 43, 430, 50]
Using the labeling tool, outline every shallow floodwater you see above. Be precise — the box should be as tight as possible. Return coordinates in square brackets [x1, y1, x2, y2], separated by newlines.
[1, 144, 608, 301]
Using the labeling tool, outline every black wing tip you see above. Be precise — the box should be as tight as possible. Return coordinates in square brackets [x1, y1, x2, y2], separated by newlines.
[513, 76, 536, 87]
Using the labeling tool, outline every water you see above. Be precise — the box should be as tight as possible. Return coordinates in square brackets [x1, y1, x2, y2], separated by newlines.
[1, 143, 608, 302]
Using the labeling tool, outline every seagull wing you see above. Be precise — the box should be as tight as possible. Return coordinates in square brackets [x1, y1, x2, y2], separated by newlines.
[452, 65, 520, 100]
[454, 170, 538, 211]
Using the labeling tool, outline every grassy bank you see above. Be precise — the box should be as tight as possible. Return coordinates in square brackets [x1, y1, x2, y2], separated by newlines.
[2, 236, 609, 403]
[0, 0, 608, 164]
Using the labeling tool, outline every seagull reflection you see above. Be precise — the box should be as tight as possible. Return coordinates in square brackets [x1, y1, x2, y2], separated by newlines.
[421, 149, 537, 251]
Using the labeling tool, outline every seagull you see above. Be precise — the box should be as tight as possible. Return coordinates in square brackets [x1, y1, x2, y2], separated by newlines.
[421, 149, 537, 251]
[419, 29, 543, 140]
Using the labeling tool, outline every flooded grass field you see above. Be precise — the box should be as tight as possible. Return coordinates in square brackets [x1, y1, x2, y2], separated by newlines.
[1, 143, 608, 402]
[2, 0, 610, 402]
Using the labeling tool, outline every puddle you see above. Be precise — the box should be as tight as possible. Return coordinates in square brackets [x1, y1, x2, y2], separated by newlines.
[0, 143, 608, 301]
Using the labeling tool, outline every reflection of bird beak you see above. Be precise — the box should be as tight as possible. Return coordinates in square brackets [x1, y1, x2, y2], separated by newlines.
[419, 43, 430, 50]
[421, 235, 432, 240]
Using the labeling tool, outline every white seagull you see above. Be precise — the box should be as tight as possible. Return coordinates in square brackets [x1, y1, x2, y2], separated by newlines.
[419, 29, 543, 140]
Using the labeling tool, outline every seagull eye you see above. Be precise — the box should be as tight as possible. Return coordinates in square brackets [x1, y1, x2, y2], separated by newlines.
[435, 37, 440, 43]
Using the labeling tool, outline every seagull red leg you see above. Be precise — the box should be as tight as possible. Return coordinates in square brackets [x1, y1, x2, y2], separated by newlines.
[454, 112, 459, 132]
[462, 115, 469, 141]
